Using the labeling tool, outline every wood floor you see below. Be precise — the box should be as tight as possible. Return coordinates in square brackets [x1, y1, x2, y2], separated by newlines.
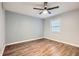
[3, 38, 79, 56]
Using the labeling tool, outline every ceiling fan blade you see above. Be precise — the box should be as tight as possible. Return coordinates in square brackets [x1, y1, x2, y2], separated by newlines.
[47, 10, 51, 14]
[39, 11, 43, 14]
[47, 6, 59, 10]
[33, 8, 43, 10]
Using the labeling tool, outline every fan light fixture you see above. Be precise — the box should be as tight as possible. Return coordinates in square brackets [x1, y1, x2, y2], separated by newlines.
[43, 10, 48, 14]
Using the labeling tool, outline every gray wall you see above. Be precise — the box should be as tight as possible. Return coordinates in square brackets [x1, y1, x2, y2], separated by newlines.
[5, 11, 43, 44]
[0, 3, 5, 55]
[44, 9, 79, 46]
[5, 9, 79, 46]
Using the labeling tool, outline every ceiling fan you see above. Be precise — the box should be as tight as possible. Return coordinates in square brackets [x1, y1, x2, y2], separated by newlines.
[33, 2, 59, 14]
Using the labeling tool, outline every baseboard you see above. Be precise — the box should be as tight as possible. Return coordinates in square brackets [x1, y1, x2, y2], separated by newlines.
[6, 37, 43, 46]
[44, 37, 79, 48]
[0, 45, 5, 56]
[5, 37, 79, 51]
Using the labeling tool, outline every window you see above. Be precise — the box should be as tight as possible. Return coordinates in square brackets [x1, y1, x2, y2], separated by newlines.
[51, 19, 61, 32]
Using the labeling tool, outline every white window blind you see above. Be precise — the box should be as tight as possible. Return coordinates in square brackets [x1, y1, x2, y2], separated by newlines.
[51, 19, 61, 32]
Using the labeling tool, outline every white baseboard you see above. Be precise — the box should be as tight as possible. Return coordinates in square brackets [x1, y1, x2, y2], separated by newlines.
[44, 37, 79, 48]
[6, 37, 79, 48]
[0, 45, 5, 56]
[6, 37, 43, 46]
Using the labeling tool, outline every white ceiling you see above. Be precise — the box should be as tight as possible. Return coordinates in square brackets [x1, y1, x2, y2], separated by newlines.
[3, 2, 79, 19]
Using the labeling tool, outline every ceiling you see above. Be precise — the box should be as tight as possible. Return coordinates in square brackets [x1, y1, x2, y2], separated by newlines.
[3, 2, 79, 19]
